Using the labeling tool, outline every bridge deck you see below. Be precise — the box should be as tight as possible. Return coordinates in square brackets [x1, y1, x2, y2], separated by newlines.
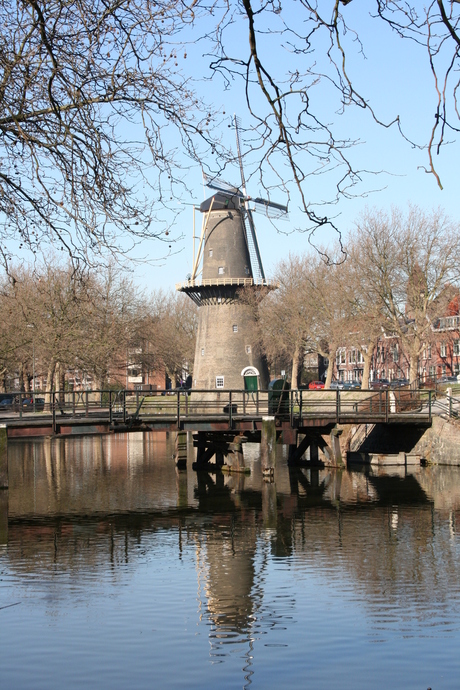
[0, 387, 434, 438]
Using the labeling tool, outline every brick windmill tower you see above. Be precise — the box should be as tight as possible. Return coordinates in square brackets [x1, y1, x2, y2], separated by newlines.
[177, 117, 288, 393]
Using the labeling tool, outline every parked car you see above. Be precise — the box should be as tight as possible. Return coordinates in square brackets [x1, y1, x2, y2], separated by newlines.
[330, 380, 345, 389]
[369, 378, 390, 389]
[438, 375, 458, 384]
[22, 397, 45, 410]
[0, 396, 14, 409]
[342, 380, 361, 390]
[308, 380, 325, 390]
[389, 378, 410, 388]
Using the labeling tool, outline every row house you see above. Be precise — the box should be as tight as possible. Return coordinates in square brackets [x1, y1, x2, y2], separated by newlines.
[334, 337, 410, 384]
[331, 313, 460, 385]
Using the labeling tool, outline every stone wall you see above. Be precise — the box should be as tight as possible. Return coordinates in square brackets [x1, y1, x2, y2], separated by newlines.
[413, 416, 460, 465]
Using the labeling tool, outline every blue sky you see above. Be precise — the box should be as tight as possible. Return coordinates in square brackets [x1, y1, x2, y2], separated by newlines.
[133, 3, 460, 294]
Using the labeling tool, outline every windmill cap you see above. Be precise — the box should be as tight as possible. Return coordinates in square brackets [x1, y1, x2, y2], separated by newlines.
[200, 192, 241, 213]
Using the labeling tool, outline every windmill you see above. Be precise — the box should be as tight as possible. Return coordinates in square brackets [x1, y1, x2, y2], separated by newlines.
[202, 116, 288, 282]
[176, 116, 288, 394]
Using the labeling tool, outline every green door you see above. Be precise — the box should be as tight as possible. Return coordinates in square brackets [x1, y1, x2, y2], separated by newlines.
[244, 375, 258, 391]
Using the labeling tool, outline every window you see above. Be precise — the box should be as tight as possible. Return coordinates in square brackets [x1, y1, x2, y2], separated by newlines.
[442, 364, 447, 375]
[336, 349, 346, 365]
[201, 348, 205, 356]
[245, 266, 250, 275]
[246, 345, 251, 354]
[427, 345, 432, 359]
[218, 266, 224, 275]
[454, 339, 460, 356]
[233, 324, 238, 333]
[209, 249, 213, 257]
[216, 376, 224, 388]
[429, 366, 436, 378]
[441, 343, 447, 358]
[392, 346, 399, 363]
[217, 297, 222, 303]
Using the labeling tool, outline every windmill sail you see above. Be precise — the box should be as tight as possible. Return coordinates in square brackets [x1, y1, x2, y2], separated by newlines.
[202, 116, 288, 281]
[243, 207, 265, 281]
[234, 116, 266, 281]
[202, 173, 240, 196]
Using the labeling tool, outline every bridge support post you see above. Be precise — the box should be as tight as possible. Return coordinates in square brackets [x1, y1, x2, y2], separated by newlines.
[226, 434, 246, 472]
[0, 489, 6, 545]
[174, 430, 188, 469]
[330, 428, 344, 467]
[0, 424, 7, 489]
[261, 416, 276, 476]
[262, 481, 277, 528]
[310, 441, 319, 464]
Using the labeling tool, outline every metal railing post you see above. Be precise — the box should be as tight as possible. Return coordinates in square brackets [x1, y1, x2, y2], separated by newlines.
[385, 389, 389, 423]
[428, 390, 432, 424]
[256, 389, 259, 415]
[85, 390, 89, 417]
[72, 390, 76, 416]
[336, 389, 340, 423]
[177, 389, 181, 429]
[19, 392, 22, 419]
[123, 391, 126, 423]
[109, 390, 112, 424]
[229, 390, 233, 427]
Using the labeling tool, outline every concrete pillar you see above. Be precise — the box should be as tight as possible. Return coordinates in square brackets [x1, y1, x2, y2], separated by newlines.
[261, 416, 276, 473]
[0, 425, 7, 489]
[174, 430, 188, 469]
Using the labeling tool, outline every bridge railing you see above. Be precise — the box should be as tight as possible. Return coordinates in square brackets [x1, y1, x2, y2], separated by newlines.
[0, 387, 433, 424]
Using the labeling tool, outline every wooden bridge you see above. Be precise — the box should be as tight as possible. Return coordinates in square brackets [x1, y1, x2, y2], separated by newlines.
[0, 387, 440, 482]
[0, 387, 434, 439]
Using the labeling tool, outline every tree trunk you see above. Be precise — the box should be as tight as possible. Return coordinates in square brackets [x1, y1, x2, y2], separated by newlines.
[291, 344, 301, 388]
[56, 362, 66, 404]
[361, 351, 373, 389]
[18, 362, 25, 392]
[45, 361, 56, 409]
[324, 344, 337, 389]
[409, 351, 419, 385]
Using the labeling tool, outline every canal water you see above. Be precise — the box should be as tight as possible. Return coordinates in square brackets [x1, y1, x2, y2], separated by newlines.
[1, 433, 460, 689]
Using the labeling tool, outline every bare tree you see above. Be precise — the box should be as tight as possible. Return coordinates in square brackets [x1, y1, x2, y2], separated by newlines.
[257, 255, 314, 386]
[352, 206, 460, 383]
[144, 290, 198, 384]
[4, 0, 460, 276]
[0, 0, 221, 271]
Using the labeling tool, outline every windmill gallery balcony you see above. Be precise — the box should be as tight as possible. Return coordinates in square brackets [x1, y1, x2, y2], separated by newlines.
[176, 277, 279, 305]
